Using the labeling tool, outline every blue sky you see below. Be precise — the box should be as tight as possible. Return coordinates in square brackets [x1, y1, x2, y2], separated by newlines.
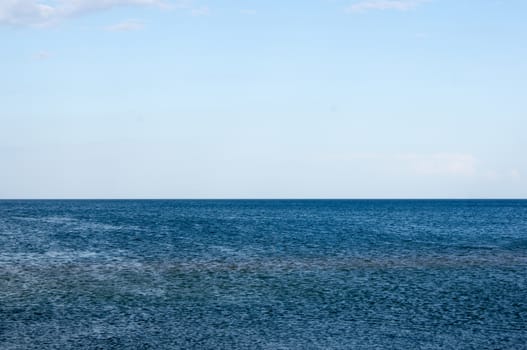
[1, 0, 526, 198]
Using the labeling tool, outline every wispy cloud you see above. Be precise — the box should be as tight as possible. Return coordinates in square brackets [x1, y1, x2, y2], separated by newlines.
[240, 9, 256, 15]
[0, 0, 191, 27]
[33, 50, 50, 60]
[321, 152, 478, 177]
[397, 153, 477, 176]
[346, 0, 429, 13]
[104, 19, 145, 32]
[191, 5, 210, 16]
[509, 169, 521, 180]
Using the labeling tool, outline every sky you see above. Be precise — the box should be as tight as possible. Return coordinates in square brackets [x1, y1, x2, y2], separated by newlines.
[1, 0, 526, 199]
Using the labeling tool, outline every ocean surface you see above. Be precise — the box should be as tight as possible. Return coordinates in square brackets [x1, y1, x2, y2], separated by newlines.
[1, 200, 526, 349]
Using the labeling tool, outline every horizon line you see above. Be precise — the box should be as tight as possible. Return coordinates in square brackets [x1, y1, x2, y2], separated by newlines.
[1, 198, 526, 201]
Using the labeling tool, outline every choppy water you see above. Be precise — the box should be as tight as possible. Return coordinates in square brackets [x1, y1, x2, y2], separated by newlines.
[1, 200, 526, 349]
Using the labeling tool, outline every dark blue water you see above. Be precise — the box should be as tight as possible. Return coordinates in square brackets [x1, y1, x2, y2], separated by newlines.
[1, 200, 526, 349]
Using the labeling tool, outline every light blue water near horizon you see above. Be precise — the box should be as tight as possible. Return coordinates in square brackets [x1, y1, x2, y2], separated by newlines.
[1, 200, 526, 349]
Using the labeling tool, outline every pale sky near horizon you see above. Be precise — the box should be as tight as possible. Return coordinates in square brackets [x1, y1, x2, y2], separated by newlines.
[1, 0, 526, 198]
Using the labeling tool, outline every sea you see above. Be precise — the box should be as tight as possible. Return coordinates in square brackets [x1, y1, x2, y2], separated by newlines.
[1, 200, 526, 349]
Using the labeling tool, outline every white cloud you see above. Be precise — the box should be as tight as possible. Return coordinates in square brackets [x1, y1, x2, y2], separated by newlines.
[104, 19, 145, 31]
[482, 169, 522, 182]
[397, 153, 477, 176]
[0, 0, 190, 27]
[320, 152, 479, 177]
[346, 0, 429, 13]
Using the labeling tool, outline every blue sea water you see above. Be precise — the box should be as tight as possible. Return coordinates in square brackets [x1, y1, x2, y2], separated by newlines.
[0, 200, 526, 349]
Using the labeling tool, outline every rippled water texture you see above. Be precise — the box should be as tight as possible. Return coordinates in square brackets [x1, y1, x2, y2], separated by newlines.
[1, 200, 526, 349]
